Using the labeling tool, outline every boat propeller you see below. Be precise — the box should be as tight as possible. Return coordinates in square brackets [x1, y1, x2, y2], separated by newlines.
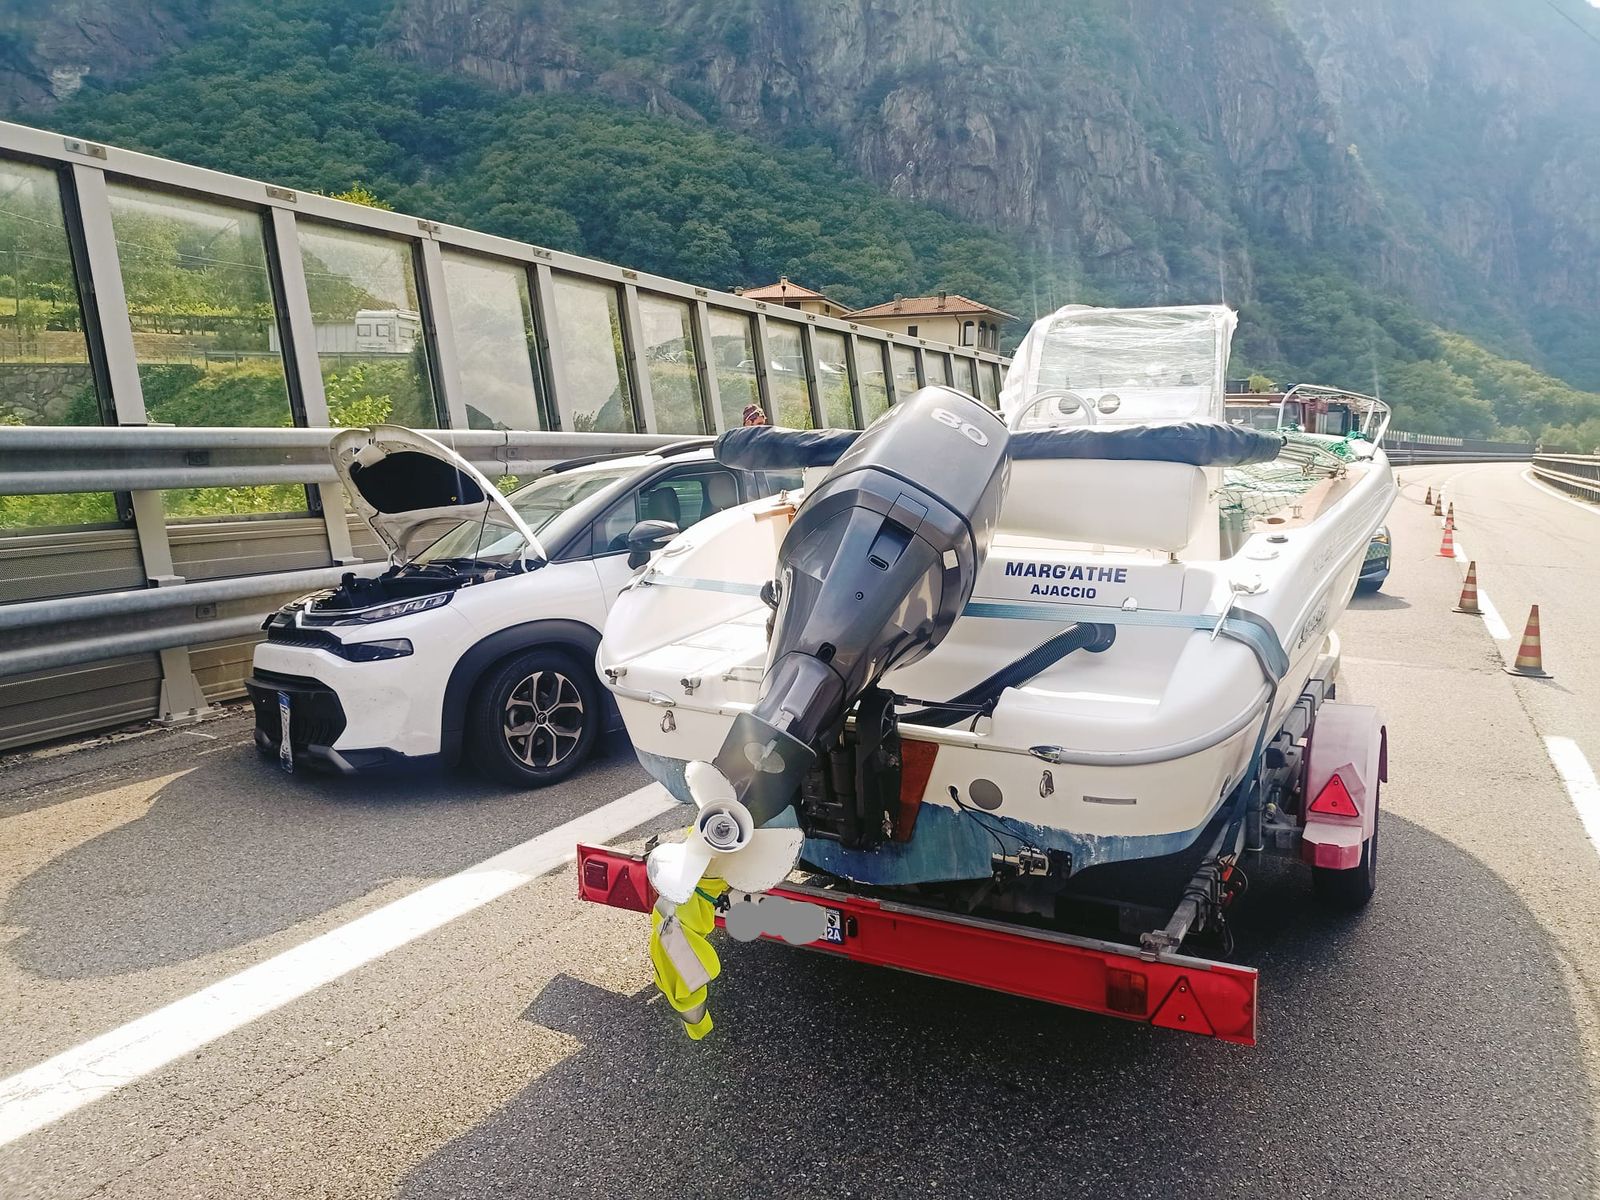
[646, 760, 805, 904]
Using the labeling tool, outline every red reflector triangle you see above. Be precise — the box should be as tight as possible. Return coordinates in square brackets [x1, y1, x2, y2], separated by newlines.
[1308, 773, 1359, 817]
[609, 870, 650, 913]
[1150, 976, 1216, 1037]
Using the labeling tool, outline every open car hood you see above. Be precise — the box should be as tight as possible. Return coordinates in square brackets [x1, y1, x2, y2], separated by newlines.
[329, 425, 544, 566]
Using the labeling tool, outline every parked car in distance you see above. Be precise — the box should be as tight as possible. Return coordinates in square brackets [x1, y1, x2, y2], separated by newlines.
[246, 427, 799, 788]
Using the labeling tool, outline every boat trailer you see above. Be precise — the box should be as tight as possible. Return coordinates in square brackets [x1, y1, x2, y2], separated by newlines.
[577, 656, 1383, 1047]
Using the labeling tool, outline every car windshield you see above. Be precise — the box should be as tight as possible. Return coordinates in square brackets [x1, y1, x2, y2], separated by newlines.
[416, 464, 637, 563]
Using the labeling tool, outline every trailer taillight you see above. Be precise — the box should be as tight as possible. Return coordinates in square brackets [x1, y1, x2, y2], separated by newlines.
[1307, 773, 1358, 818]
[577, 844, 655, 912]
[1106, 968, 1148, 1015]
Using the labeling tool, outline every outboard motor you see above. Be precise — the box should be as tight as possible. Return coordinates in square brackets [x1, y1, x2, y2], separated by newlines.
[649, 387, 1010, 902]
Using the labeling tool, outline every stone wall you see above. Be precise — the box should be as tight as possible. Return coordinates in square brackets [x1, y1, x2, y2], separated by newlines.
[0, 362, 97, 424]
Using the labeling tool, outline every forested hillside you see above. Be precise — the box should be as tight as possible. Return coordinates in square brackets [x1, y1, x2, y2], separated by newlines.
[5, 0, 1600, 446]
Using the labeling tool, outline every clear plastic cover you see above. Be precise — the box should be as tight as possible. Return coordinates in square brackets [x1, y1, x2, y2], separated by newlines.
[1000, 304, 1237, 429]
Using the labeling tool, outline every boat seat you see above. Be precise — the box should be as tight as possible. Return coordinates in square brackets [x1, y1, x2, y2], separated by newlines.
[996, 458, 1209, 552]
[714, 419, 1280, 553]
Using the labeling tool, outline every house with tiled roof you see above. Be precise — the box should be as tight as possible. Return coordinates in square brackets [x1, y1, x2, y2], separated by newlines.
[735, 277, 851, 319]
[847, 293, 1015, 351]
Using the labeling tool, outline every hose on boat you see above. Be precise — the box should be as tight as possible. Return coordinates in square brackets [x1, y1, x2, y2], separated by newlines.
[900, 621, 1117, 728]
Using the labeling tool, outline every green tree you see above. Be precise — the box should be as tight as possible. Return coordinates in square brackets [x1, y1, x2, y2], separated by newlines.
[328, 182, 393, 210]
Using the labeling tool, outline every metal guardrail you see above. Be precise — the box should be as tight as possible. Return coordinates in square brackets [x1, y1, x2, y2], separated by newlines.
[0, 426, 685, 691]
[0, 425, 686, 495]
[1383, 430, 1535, 467]
[0, 420, 1554, 751]
[1384, 447, 1536, 466]
[1531, 454, 1600, 501]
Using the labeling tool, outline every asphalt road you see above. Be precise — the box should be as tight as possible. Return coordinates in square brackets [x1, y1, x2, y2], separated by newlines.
[1, 462, 1597, 1199]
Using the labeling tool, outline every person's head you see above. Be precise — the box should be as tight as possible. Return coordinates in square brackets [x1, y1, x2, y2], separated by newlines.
[742, 404, 768, 426]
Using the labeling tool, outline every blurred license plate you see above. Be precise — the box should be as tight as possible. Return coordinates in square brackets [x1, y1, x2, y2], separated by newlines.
[277, 691, 293, 773]
[823, 909, 843, 944]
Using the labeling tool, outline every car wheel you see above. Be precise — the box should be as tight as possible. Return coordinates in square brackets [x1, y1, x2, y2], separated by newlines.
[467, 647, 600, 788]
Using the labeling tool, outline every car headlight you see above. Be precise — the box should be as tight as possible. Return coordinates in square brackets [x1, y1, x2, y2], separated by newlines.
[334, 638, 414, 662]
[354, 592, 452, 622]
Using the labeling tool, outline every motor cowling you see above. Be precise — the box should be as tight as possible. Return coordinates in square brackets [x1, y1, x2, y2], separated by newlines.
[711, 387, 1011, 826]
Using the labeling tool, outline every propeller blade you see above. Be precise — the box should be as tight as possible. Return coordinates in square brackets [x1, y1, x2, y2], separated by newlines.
[711, 827, 805, 894]
[684, 760, 735, 810]
[647, 837, 716, 905]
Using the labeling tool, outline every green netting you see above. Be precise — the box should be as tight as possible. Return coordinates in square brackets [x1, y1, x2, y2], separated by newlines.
[1216, 432, 1350, 520]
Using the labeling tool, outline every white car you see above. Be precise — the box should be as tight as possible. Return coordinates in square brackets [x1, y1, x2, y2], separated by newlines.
[245, 426, 797, 787]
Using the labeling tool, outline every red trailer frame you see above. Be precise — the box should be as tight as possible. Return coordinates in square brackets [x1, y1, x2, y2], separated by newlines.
[577, 843, 1258, 1044]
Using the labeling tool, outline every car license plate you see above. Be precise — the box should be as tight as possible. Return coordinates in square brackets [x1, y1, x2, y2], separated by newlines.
[277, 691, 293, 773]
[823, 909, 844, 945]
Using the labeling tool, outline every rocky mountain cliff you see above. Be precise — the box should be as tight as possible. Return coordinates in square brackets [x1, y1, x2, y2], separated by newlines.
[382, 0, 1600, 382]
[1283, 0, 1600, 382]
[0, 1, 204, 108]
[3, 0, 1599, 389]
[388, 1, 1382, 298]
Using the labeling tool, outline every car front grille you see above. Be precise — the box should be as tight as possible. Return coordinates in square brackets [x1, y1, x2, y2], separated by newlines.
[246, 669, 348, 750]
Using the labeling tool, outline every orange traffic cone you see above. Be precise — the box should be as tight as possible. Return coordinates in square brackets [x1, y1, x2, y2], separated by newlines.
[1447, 501, 1455, 523]
[1425, 486, 1434, 506]
[1505, 606, 1551, 678]
[1453, 561, 1481, 614]
[1437, 524, 1456, 558]
[1433, 494, 1443, 517]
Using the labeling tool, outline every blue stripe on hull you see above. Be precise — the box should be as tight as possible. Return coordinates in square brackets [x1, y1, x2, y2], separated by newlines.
[633, 748, 1222, 884]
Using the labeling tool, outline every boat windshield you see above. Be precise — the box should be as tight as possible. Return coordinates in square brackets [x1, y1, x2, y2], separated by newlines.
[1000, 304, 1236, 429]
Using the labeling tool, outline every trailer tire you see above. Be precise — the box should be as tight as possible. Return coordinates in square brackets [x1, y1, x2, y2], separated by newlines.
[1312, 795, 1378, 909]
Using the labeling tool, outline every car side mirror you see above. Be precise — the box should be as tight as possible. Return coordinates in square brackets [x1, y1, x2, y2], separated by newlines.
[626, 519, 679, 569]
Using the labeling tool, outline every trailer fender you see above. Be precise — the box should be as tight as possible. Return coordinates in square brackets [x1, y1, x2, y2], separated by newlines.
[1300, 702, 1387, 870]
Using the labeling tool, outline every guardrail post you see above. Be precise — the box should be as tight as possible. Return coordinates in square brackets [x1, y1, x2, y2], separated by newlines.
[418, 237, 470, 430]
[842, 331, 866, 428]
[799, 322, 824, 428]
[530, 262, 565, 429]
[691, 300, 724, 433]
[71, 163, 212, 724]
[751, 312, 775, 421]
[621, 283, 655, 433]
[268, 207, 358, 565]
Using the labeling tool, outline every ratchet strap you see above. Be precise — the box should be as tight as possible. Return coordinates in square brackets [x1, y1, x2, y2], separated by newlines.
[963, 600, 1289, 685]
[635, 571, 764, 598]
[633, 573, 1290, 685]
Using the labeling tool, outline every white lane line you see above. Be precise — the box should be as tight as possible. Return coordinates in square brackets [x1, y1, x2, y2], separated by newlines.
[1522, 468, 1600, 517]
[0, 783, 678, 1147]
[1544, 737, 1600, 860]
[1475, 587, 1511, 641]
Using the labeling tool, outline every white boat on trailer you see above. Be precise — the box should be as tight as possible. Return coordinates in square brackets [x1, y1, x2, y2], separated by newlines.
[582, 304, 1396, 1042]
